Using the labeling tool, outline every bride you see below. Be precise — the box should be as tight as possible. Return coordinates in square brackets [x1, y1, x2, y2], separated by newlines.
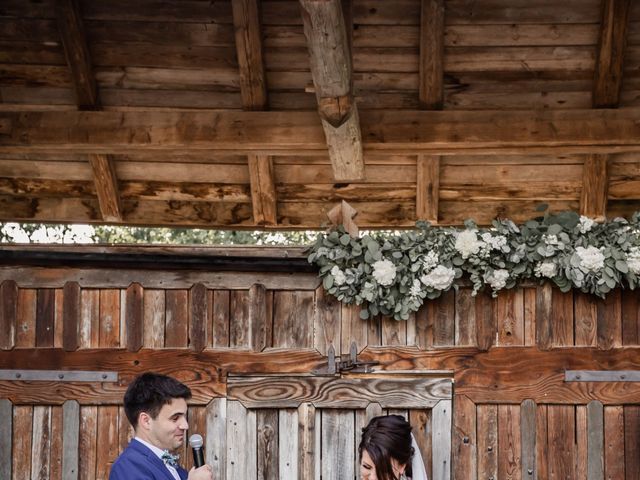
[358, 415, 428, 480]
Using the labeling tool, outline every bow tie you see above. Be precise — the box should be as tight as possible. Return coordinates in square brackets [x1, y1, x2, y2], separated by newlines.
[161, 450, 180, 467]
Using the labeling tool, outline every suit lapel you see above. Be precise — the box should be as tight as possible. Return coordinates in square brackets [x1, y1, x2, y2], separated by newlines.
[129, 440, 181, 480]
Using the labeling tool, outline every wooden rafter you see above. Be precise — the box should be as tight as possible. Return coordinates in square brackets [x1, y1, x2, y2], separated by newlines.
[593, 0, 631, 108]
[419, 0, 445, 110]
[4, 109, 640, 155]
[55, 0, 122, 222]
[247, 154, 277, 225]
[231, 0, 268, 110]
[300, 0, 364, 182]
[580, 154, 609, 221]
[416, 155, 440, 224]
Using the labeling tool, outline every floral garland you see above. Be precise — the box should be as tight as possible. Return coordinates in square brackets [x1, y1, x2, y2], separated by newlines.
[307, 210, 640, 321]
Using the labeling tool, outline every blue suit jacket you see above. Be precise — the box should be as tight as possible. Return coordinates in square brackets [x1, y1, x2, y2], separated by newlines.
[109, 439, 188, 480]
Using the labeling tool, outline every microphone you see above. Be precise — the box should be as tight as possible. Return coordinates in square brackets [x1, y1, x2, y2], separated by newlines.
[189, 434, 205, 468]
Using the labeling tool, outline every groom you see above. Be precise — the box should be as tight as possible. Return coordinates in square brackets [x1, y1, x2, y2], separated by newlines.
[109, 372, 213, 480]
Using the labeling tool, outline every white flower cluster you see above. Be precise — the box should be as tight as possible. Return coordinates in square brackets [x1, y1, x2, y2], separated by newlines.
[455, 230, 484, 259]
[578, 216, 595, 234]
[372, 259, 396, 286]
[422, 251, 439, 270]
[420, 265, 456, 291]
[535, 261, 557, 278]
[330, 265, 346, 285]
[485, 269, 509, 290]
[627, 247, 640, 275]
[575, 246, 605, 272]
[481, 233, 510, 252]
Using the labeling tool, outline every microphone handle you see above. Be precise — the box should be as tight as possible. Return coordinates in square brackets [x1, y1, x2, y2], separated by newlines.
[192, 446, 205, 468]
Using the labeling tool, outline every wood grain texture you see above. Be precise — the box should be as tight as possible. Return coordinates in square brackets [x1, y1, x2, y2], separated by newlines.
[416, 154, 440, 223]
[226, 400, 257, 479]
[0, 280, 18, 350]
[453, 395, 476, 480]
[419, 0, 444, 109]
[248, 154, 277, 225]
[0, 399, 12, 480]
[88, 155, 122, 222]
[36, 288, 55, 348]
[321, 409, 355, 480]
[279, 409, 298, 478]
[257, 409, 278, 480]
[313, 285, 341, 355]
[227, 376, 452, 408]
[206, 398, 226, 480]
[477, 404, 497, 480]
[580, 154, 609, 221]
[587, 400, 604, 480]
[124, 283, 143, 352]
[164, 289, 188, 348]
[188, 283, 207, 352]
[62, 400, 79, 480]
[13, 405, 33, 480]
[604, 405, 625, 480]
[547, 405, 575, 480]
[432, 399, 452, 480]
[497, 404, 520, 480]
[520, 399, 536, 480]
[297, 403, 316, 480]
[62, 282, 80, 351]
[624, 405, 640, 478]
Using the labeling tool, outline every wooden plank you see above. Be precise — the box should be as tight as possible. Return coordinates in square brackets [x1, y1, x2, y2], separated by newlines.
[95, 406, 118, 479]
[62, 282, 80, 351]
[382, 315, 406, 346]
[624, 406, 640, 479]
[257, 409, 278, 480]
[55, 0, 98, 108]
[535, 404, 548, 480]
[15, 289, 36, 348]
[226, 401, 257, 480]
[189, 283, 207, 352]
[580, 154, 609, 221]
[523, 288, 536, 346]
[552, 289, 574, 347]
[313, 285, 341, 355]
[497, 404, 521, 480]
[409, 408, 432, 478]
[31, 406, 52, 480]
[36, 288, 55, 348]
[54, 289, 64, 348]
[299, 0, 364, 181]
[279, 409, 298, 479]
[142, 289, 164, 348]
[416, 154, 440, 223]
[453, 395, 476, 480]
[593, 0, 632, 107]
[248, 154, 277, 226]
[547, 405, 575, 480]
[228, 376, 451, 409]
[211, 290, 230, 348]
[520, 399, 536, 480]
[206, 398, 226, 480]
[433, 289, 455, 346]
[535, 284, 553, 350]
[0, 280, 18, 350]
[13, 405, 33, 480]
[621, 290, 640, 345]
[576, 405, 587, 480]
[0, 399, 12, 480]
[604, 406, 625, 480]
[4, 108, 640, 156]
[475, 404, 497, 480]
[78, 406, 96, 479]
[454, 289, 476, 348]
[587, 400, 604, 480]
[475, 292, 495, 351]
[99, 289, 120, 348]
[88, 155, 122, 222]
[232, 0, 268, 110]
[165, 289, 188, 348]
[419, 0, 444, 109]
[230, 290, 250, 348]
[124, 283, 143, 352]
[415, 302, 434, 349]
[249, 283, 272, 351]
[575, 292, 598, 347]
[432, 399, 452, 480]
[62, 400, 79, 480]
[49, 405, 63, 480]
[496, 289, 524, 346]
[297, 403, 316, 480]
[79, 289, 99, 348]
[273, 291, 313, 349]
[321, 410, 354, 480]
[597, 290, 622, 350]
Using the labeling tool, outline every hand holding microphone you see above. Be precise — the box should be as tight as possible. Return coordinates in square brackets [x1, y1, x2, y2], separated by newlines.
[187, 434, 213, 480]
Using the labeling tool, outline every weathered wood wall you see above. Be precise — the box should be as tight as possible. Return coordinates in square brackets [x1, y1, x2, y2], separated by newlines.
[0, 254, 639, 479]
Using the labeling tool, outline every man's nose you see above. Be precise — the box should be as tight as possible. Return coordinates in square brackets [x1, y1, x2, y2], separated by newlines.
[180, 418, 189, 429]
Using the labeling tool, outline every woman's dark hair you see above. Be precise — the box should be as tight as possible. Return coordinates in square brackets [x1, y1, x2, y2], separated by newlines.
[124, 372, 192, 429]
[358, 415, 414, 480]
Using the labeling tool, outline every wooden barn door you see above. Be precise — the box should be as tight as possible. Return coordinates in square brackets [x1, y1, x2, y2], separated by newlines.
[211, 373, 453, 480]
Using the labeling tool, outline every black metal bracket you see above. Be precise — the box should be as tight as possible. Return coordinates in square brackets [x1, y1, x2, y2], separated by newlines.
[312, 342, 379, 375]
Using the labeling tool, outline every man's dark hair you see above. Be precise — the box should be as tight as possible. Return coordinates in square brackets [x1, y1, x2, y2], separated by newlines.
[124, 372, 192, 429]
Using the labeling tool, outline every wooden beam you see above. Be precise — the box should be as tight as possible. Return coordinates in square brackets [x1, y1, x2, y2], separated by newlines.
[231, 0, 268, 110]
[88, 154, 122, 222]
[416, 155, 440, 223]
[248, 154, 277, 225]
[300, 0, 364, 181]
[419, 0, 445, 110]
[593, 0, 631, 108]
[4, 109, 640, 155]
[580, 154, 609, 221]
[55, 0, 98, 109]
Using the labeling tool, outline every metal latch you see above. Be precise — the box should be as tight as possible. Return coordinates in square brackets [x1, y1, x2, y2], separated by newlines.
[312, 342, 379, 375]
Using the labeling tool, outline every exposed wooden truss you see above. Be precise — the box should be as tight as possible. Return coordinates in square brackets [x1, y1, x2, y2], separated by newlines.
[416, 155, 440, 224]
[580, 154, 609, 221]
[300, 0, 364, 181]
[247, 154, 277, 226]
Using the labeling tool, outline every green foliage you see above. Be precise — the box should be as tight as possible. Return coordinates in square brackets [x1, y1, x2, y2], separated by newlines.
[308, 211, 640, 321]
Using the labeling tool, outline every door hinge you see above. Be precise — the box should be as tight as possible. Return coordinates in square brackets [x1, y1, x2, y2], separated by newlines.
[312, 342, 379, 375]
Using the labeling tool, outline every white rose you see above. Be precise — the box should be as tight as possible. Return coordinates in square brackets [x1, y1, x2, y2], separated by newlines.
[578, 216, 595, 234]
[627, 247, 640, 274]
[455, 230, 483, 259]
[575, 246, 605, 272]
[330, 265, 346, 285]
[486, 269, 509, 290]
[420, 265, 455, 291]
[535, 261, 557, 278]
[372, 259, 397, 286]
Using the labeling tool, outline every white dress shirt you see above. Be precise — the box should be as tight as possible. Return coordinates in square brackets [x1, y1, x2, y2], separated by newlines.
[134, 437, 181, 480]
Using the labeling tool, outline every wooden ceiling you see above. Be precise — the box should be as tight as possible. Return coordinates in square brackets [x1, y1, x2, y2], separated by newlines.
[0, 0, 639, 229]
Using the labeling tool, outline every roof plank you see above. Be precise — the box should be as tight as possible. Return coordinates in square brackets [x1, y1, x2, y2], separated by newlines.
[419, 0, 444, 109]
[300, 0, 364, 181]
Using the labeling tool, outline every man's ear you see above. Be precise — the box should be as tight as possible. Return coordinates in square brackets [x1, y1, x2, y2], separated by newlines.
[138, 411, 151, 431]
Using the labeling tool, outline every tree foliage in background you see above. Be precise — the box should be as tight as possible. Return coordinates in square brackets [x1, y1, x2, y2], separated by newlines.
[0, 222, 316, 245]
